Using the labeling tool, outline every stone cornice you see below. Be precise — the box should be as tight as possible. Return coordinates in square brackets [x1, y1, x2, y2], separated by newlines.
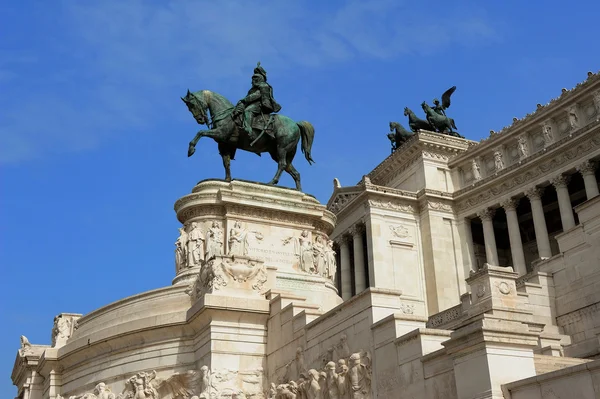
[365, 131, 474, 186]
[455, 120, 600, 214]
[328, 182, 419, 220]
[449, 71, 600, 167]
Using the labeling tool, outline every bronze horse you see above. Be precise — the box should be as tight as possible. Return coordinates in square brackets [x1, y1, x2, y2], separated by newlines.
[182, 89, 315, 191]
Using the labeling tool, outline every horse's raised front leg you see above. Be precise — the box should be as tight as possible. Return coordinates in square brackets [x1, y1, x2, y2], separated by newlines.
[188, 131, 202, 157]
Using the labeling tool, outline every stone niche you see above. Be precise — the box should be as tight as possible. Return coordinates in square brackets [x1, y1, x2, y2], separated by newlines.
[174, 179, 343, 311]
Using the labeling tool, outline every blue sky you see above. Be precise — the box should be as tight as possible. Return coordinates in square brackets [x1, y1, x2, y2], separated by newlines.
[1, 0, 599, 394]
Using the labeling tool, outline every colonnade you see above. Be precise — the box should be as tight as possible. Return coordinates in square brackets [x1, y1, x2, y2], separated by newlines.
[335, 223, 369, 300]
[469, 160, 599, 275]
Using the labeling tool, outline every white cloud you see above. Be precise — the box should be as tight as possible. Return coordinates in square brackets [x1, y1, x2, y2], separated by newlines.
[0, 1, 499, 163]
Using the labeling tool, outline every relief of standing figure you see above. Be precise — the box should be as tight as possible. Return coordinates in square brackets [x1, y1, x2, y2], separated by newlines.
[175, 226, 189, 272]
[296, 230, 314, 273]
[205, 221, 224, 261]
[228, 221, 249, 256]
[313, 235, 327, 276]
[187, 222, 205, 267]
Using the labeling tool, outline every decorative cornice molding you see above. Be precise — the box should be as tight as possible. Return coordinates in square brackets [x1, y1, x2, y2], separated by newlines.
[450, 71, 600, 165]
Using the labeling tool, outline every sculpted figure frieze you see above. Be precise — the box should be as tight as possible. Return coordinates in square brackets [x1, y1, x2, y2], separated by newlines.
[227, 221, 263, 256]
[284, 231, 337, 281]
[272, 349, 372, 399]
[517, 135, 529, 159]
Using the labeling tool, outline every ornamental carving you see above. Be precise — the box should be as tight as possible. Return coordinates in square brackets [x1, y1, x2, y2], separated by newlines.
[541, 120, 555, 146]
[427, 201, 453, 212]
[366, 199, 415, 213]
[500, 198, 519, 211]
[477, 208, 495, 222]
[568, 105, 581, 130]
[456, 130, 600, 212]
[187, 255, 268, 300]
[63, 382, 117, 399]
[577, 160, 596, 175]
[493, 148, 504, 171]
[472, 158, 482, 180]
[51, 313, 79, 349]
[525, 187, 544, 201]
[328, 193, 359, 214]
[271, 350, 372, 399]
[115, 368, 263, 399]
[389, 224, 410, 239]
[517, 135, 529, 159]
[282, 231, 337, 281]
[550, 174, 570, 189]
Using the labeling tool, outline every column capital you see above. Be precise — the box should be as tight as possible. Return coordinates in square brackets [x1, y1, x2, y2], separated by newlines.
[336, 234, 352, 246]
[525, 187, 544, 201]
[500, 198, 520, 211]
[551, 174, 571, 189]
[477, 208, 495, 222]
[348, 223, 365, 237]
[577, 160, 597, 176]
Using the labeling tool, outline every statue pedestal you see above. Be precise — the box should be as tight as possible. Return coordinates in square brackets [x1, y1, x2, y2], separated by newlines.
[174, 179, 343, 311]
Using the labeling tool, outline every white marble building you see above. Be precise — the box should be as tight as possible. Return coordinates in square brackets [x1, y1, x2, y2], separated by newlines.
[12, 71, 600, 399]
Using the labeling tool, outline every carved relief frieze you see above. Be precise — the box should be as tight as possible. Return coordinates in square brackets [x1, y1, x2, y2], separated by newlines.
[271, 349, 372, 399]
[114, 368, 263, 399]
[328, 192, 360, 214]
[366, 199, 415, 213]
[187, 255, 268, 300]
[281, 231, 337, 281]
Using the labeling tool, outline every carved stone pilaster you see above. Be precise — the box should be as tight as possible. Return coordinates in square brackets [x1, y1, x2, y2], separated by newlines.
[577, 160, 597, 176]
[500, 198, 519, 211]
[525, 187, 545, 201]
[477, 208, 495, 222]
[551, 174, 571, 189]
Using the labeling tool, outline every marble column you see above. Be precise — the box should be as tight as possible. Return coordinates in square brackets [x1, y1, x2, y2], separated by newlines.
[501, 198, 527, 276]
[477, 208, 499, 266]
[350, 224, 367, 294]
[338, 236, 352, 301]
[577, 160, 599, 200]
[551, 174, 575, 231]
[526, 187, 552, 259]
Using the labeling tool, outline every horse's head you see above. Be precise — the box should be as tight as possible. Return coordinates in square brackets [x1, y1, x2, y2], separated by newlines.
[389, 121, 398, 132]
[421, 101, 429, 111]
[403, 107, 409, 117]
[181, 89, 208, 125]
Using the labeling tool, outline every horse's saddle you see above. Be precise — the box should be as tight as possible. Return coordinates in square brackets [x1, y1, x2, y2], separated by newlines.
[250, 113, 276, 136]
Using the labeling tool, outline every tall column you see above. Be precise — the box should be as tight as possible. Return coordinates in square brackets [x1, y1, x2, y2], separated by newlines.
[526, 187, 552, 259]
[477, 208, 499, 266]
[501, 198, 527, 275]
[577, 160, 599, 200]
[458, 218, 477, 273]
[350, 224, 367, 294]
[551, 174, 576, 231]
[338, 236, 352, 300]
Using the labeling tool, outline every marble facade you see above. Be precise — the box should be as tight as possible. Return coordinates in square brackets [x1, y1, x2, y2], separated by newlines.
[12, 71, 600, 399]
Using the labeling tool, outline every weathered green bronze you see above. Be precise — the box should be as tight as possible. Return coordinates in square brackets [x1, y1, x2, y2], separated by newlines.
[182, 65, 315, 191]
[421, 102, 461, 137]
[400, 86, 464, 139]
[388, 121, 414, 153]
[404, 107, 433, 132]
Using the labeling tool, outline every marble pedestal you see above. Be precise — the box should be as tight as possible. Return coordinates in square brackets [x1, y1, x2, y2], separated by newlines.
[174, 179, 343, 311]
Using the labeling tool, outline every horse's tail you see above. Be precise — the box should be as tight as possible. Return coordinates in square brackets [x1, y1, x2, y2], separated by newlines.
[451, 118, 457, 130]
[297, 121, 315, 165]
